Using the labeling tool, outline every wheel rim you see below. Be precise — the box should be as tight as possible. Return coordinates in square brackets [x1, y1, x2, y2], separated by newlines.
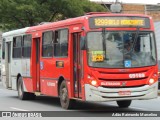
[61, 87, 68, 104]
[18, 83, 23, 97]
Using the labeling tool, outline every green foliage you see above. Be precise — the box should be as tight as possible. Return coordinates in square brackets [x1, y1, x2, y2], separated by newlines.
[0, 0, 107, 31]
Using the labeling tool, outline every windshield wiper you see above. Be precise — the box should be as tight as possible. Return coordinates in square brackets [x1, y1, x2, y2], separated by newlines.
[102, 28, 107, 59]
[130, 26, 140, 52]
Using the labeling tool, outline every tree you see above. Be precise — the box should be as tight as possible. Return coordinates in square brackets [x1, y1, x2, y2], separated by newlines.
[0, 0, 107, 31]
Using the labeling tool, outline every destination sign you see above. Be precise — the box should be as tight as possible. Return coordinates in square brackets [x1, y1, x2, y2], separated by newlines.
[89, 16, 150, 28]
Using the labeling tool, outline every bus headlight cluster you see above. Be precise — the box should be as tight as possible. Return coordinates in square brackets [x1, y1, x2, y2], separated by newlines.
[88, 75, 98, 87]
[91, 80, 97, 86]
[149, 78, 155, 85]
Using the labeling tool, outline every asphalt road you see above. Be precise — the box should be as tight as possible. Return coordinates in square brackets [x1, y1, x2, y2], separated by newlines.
[0, 81, 160, 119]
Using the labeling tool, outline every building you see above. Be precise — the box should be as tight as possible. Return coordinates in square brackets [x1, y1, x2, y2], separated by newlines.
[122, 3, 160, 21]
[92, 1, 160, 22]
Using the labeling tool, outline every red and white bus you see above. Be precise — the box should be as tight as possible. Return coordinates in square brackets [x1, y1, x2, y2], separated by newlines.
[1, 12, 158, 109]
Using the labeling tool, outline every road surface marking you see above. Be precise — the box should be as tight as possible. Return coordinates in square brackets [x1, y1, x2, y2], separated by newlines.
[10, 107, 29, 111]
[130, 106, 148, 111]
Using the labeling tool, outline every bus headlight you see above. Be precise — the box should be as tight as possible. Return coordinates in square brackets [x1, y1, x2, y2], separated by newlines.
[90, 80, 97, 86]
[149, 78, 155, 85]
[88, 75, 99, 87]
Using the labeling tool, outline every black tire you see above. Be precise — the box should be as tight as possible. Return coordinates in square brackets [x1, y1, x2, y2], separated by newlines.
[117, 100, 132, 108]
[59, 80, 74, 109]
[17, 77, 36, 100]
[28, 93, 36, 100]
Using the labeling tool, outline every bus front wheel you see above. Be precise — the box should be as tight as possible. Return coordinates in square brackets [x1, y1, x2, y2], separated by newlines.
[59, 80, 74, 109]
[116, 100, 132, 108]
[17, 77, 35, 100]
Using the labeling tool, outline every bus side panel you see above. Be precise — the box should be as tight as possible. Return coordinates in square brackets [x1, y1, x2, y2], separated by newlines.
[54, 58, 71, 96]
[23, 78, 33, 92]
[22, 59, 33, 92]
[40, 58, 58, 96]
[40, 58, 70, 97]
[40, 79, 58, 96]
[26, 59, 31, 77]
[21, 59, 27, 76]
[11, 59, 22, 89]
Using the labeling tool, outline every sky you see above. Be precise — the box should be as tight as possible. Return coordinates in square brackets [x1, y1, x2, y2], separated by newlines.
[90, 0, 159, 5]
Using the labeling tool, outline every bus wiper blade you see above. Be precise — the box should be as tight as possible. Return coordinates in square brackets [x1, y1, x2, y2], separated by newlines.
[130, 26, 140, 52]
[102, 28, 107, 59]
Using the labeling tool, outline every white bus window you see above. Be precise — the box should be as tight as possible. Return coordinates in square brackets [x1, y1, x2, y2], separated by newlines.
[13, 36, 22, 58]
[23, 35, 32, 58]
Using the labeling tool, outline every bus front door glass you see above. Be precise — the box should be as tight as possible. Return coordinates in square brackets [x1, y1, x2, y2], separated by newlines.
[73, 33, 82, 98]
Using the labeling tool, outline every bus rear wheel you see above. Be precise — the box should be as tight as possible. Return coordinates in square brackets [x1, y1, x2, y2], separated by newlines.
[18, 77, 35, 100]
[116, 100, 132, 108]
[59, 80, 74, 109]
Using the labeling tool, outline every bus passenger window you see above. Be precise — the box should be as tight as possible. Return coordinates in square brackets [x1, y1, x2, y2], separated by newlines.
[54, 29, 68, 57]
[22, 35, 32, 58]
[42, 31, 53, 57]
[13, 36, 22, 58]
[13, 40, 16, 47]
[55, 31, 59, 43]
[54, 31, 60, 56]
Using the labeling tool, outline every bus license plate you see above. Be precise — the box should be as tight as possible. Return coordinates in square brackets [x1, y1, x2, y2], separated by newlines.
[118, 91, 131, 96]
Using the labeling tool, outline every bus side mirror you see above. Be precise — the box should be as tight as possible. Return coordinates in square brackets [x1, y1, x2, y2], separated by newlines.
[80, 36, 86, 50]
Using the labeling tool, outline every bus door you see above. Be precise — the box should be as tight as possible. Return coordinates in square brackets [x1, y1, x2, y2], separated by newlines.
[6, 41, 12, 88]
[32, 38, 40, 92]
[73, 33, 82, 98]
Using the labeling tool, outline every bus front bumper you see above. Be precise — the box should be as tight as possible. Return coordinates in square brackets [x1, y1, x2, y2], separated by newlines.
[85, 82, 158, 102]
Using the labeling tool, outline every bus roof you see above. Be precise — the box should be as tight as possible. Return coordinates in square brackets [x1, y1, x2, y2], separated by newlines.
[26, 13, 152, 33]
[2, 13, 152, 36]
[26, 16, 86, 33]
[2, 27, 29, 37]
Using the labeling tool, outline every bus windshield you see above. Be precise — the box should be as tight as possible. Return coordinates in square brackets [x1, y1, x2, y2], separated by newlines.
[87, 31, 156, 68]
